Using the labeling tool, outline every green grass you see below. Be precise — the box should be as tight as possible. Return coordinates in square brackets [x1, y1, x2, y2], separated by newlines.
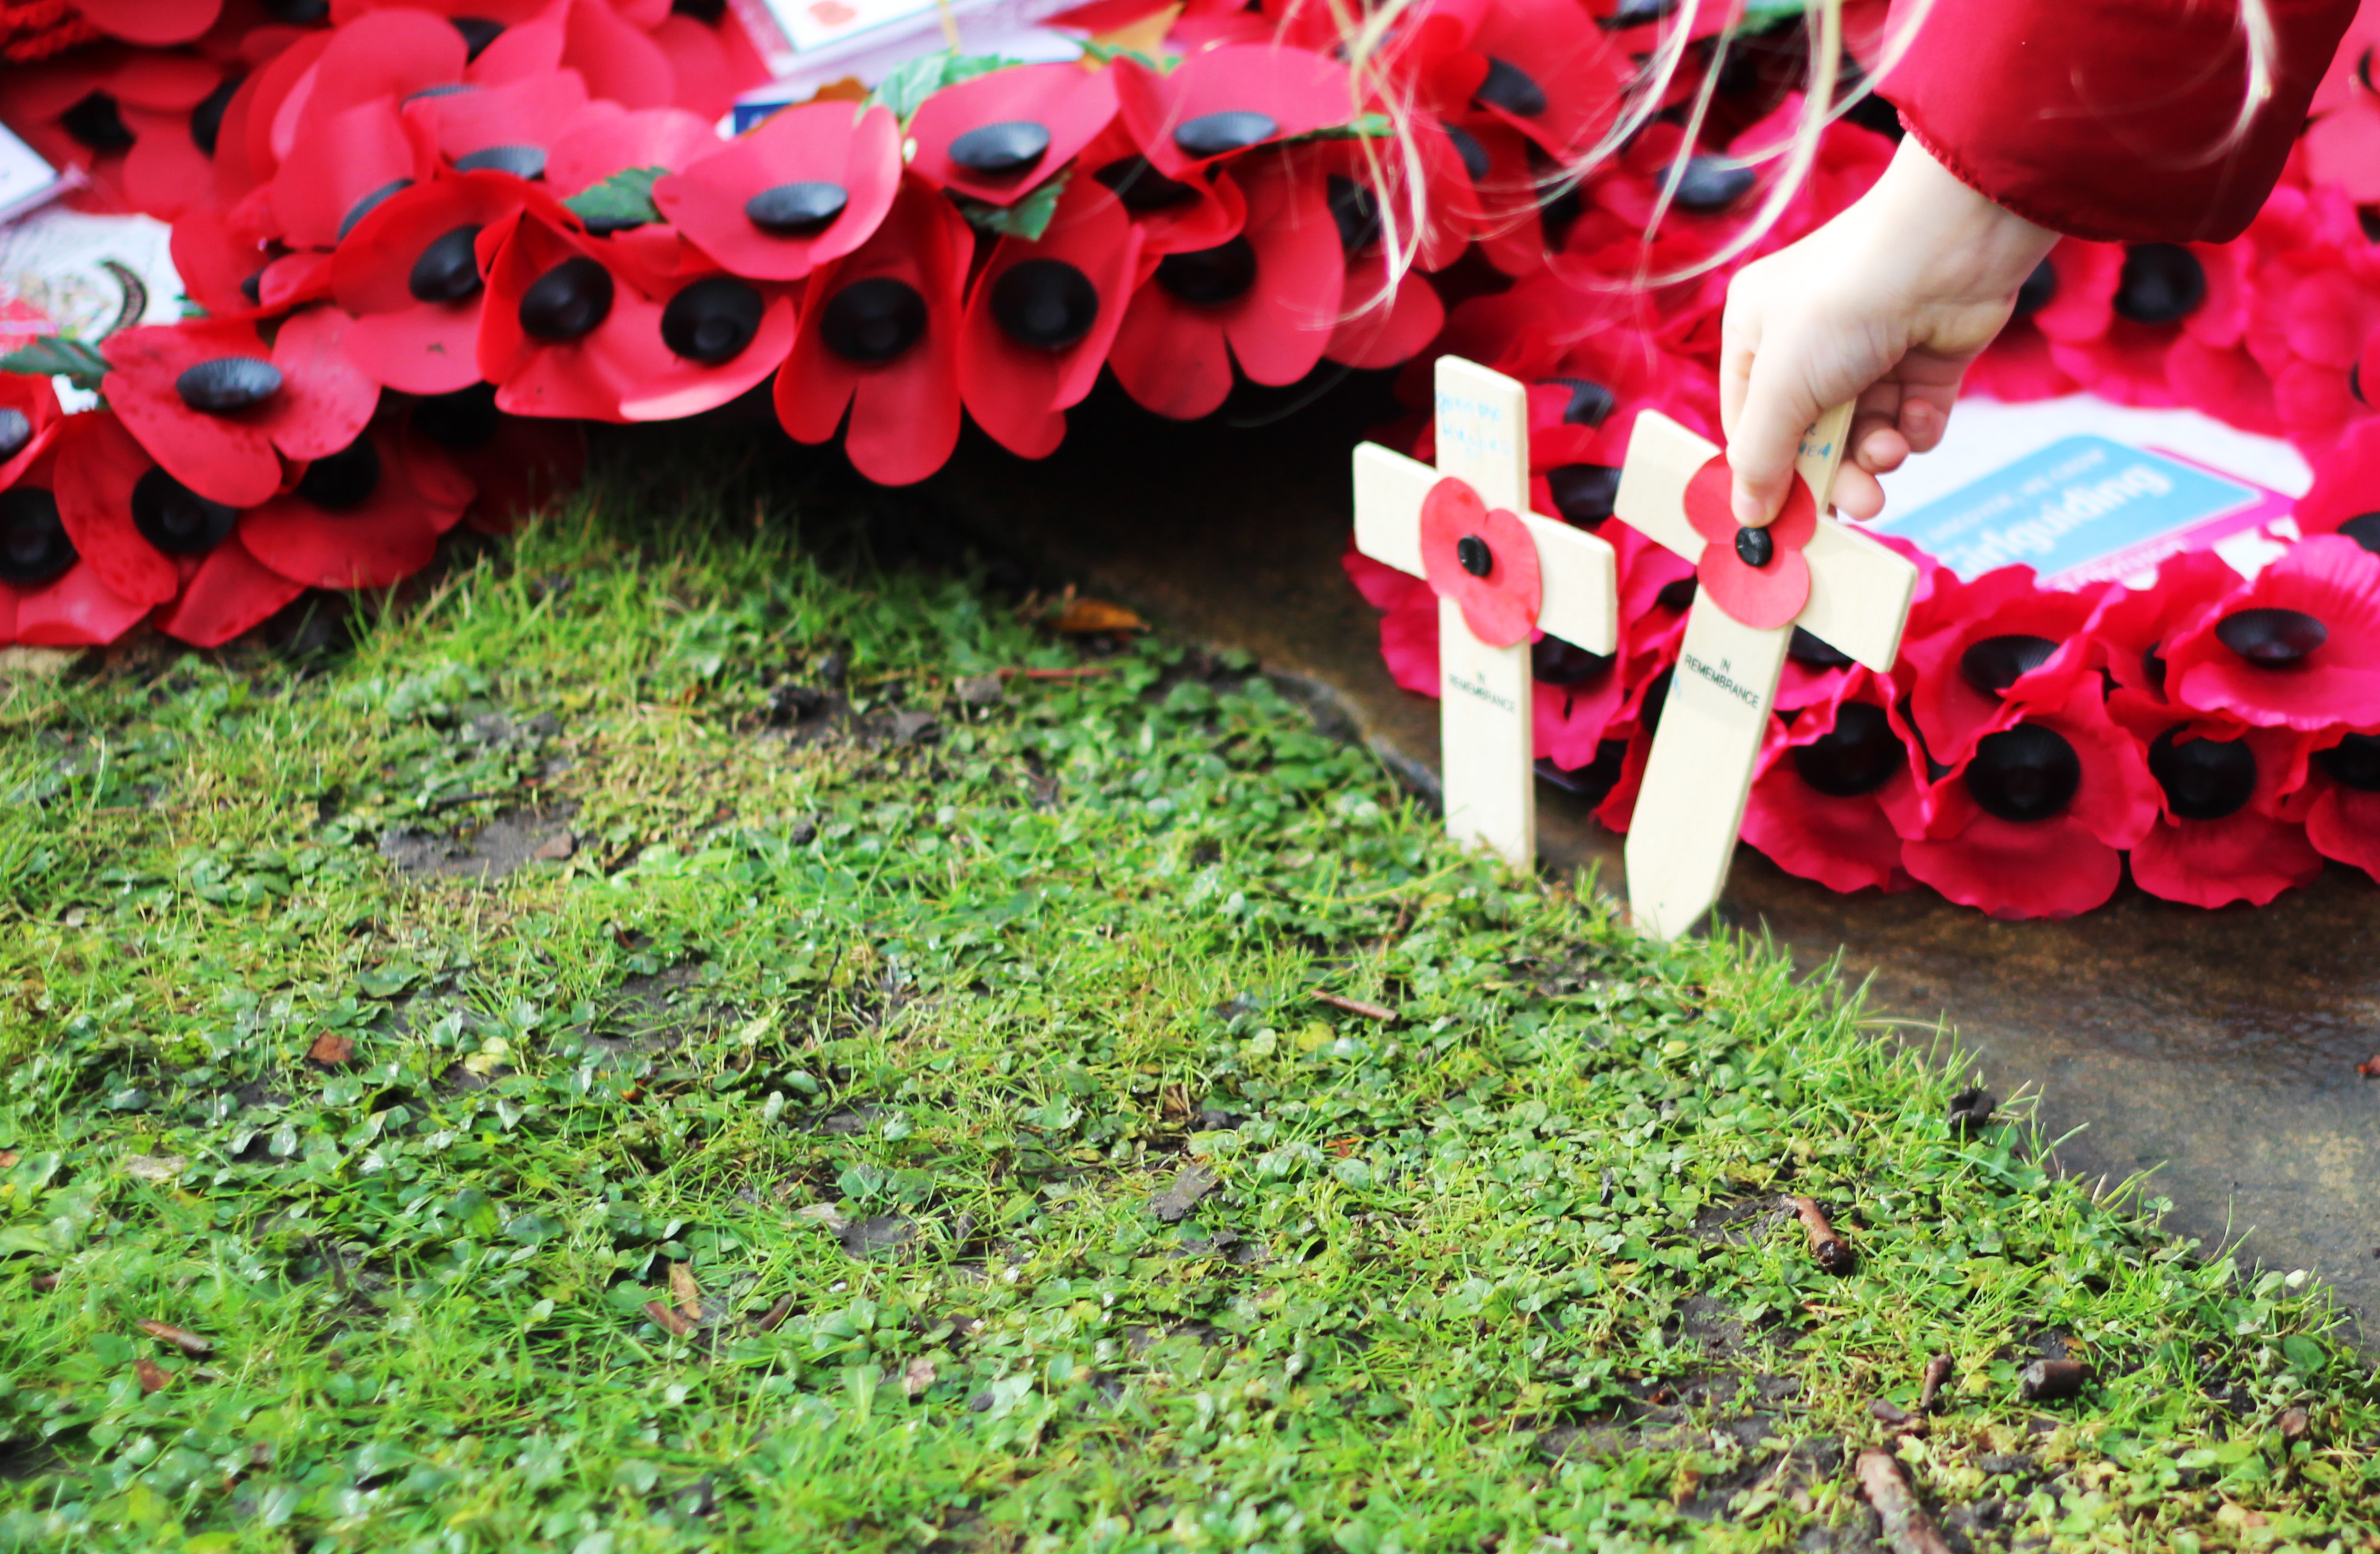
[0, 443, 2374, 1553]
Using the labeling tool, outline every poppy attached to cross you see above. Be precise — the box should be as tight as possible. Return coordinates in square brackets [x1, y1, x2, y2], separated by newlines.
[1353, 357, 1618, 868]
[1612, 406, 1921, 939]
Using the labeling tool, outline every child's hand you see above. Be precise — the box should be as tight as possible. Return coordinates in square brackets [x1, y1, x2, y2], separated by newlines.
[1719, 134, 2059, 526]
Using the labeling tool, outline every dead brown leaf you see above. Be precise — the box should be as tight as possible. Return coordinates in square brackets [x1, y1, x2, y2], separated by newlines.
[901, 1357, 936, 1398]
[138, 1320, 212, 1356]
[30, 1272, 57, 1293]
[134, 1358, 171, 1394]
[643, 1299, 695, 1338]
[0, 1150, 17, 1167]
[669, 1261, 702, 1320]
[307, 1032, 356, 1067]
[1049, 598, 1146, 636]
[753, 1295, 796, 1332]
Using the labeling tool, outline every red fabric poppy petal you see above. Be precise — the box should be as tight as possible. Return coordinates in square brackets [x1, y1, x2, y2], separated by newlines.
[1105, 288, 1234, 420]
[957, 183, 1141, 458]
[102, 324, 286, 510]
[1743, 764, 1913, 895]
[649, 13, 764, 123]
[51, 415, 178, 609]
[271, 97, 422, 250]
[407, 69, 590, 164]
[546, 104, 717, 196]
[6, 563, 151, 647]
[346, 303, 487, 395]
[1901, 812, 2123, 919]
[78, 0, 222, 45]
[2306, 785, 2380, 877]
[1324, 261, 1444, 370]
[170, 211, 272, 318]
[440, 415, 585, 535]
[118, 106, 217, 221]
[2169, 536, 2380, 729]
[2130, 809, 2324, 908]
[652, 100, 902, 281]
[307, 6, 469, 115]
[260, 308, 382, 462]
[332, 171, 536, 314]
[1221, 156, 1343, 387]
[2295, 418, 2380, 537]
[1697, 544, 1810, 630]
[155, 539, 308, 648]
[1420, 480, 1540, 647]
[617, 292, 798, 421]
[909, 63, 1120, 206]
[238, 426, 464, 589]
[1113, 44, 1352, 180]
[565, 0, 677, 109]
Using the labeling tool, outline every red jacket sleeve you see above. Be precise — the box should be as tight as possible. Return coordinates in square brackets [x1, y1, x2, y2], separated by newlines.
[1880, 0, 2361, 243]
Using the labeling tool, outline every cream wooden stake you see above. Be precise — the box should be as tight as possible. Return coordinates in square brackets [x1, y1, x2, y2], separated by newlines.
[1612, 405, 1920, 939]
[1352, 357, 1618, 869]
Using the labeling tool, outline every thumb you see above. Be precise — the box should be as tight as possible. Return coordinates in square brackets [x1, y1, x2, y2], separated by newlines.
[1728, 346, 1833, 528]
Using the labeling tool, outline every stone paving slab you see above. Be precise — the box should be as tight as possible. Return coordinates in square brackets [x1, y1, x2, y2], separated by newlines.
[874, 372, 2380, 1343]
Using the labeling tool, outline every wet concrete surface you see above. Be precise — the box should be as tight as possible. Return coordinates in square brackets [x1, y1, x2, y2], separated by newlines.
[884, 370, 2380, 1343]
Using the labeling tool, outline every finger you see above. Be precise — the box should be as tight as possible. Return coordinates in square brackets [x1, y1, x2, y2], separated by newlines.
[1855, 422, 1911, 475]
[1848, 381, 1905, 473]
[1898, 386, 1957, 453]
[1728, 338, 1833, 528]
[1719, 298, 1762, 441]
[1831, 463, 1886, 520]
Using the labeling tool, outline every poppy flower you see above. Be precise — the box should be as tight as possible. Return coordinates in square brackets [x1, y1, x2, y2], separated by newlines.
[775, 176, 970, 487]
[1107, 153, 1344, 420]
[1537, 521, 1691, 772]
[909, 61, 1118, 207]
[1455, 0, 1633, 159]
[1901, 564, 2106, 767]
[2297, 725, 2380, 879]
[102, 310, 381, 509]
[0, 44, 227, 219]
[2116, 713, 2321, 909]
[2161, 535, 2380, 730]
[1419, 476, 1540, 646]
[1898, 678, 2160, 919]
[1681, 451, 1812, 630]
[50, 409, 304, 647]
[332, 169, 552, 394]
[403, 383, 586, 535]
[957, 179, 1141, 459]
[398, 63, 592, 179]
[544, 102, 717, 196]
[1317, 153, 1447, 370]
[652, 98, 901, 282]
[0, 422, 152, 648]
[76, 0, 224, 46]
[1342, 539, 1442, 697]
[1965, 253, 2083, 402]
[648, 5, 772, 123]
[2046, 241, 2254, 407]
[2293, 418, 2380, 553]
[2085, 547, 2244, 698]
[1076, 121, 1247, 267]
[1112, 43, 1352, 182]
[1742, 669, 1924, 895]
[239, 417, 474, 589]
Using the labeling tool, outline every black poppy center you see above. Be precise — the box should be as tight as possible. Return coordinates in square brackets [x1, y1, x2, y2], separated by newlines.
[455, 144, 547, 180]
[2335, 511, 2380, 555]
[518, 256, 615, 342]
[1172, 111, 1278, 160]
[1960, 633, 2059, 697]
[261, 0, 329, 21]
[0, 488, 75, 587]
[1326, 176, 1382, 256]
[1532, 636, 1611, 686]
[451, 16, 505, 59]
[2113, 243, 2206, 325]
[661, 276, 764, 364]
[61, 92, 134, 153]
[2315, 730, 2380, 792]
[746, 181, 849, 236]
[297, 435, 382, 512]
[1444, 125, 1491, 183]
[1734, 525, 1774, 568]
[177, 357, 283, 413]
[1599, 0, 1681, 26]
[130, 466, 239, 556]
[1546, 464, 1619, 526]
[191, 75, 240, 158]
[409, 224, 486, 304]
[820, 276, 927, 364]
[1544, 377, 1614, 428]
[2214, 606, 2326, 667]
[989, 259, 1099, 352]
[1455, 534, 1493, 578]
[1656, 576, 1696, 612]
[1093, 156, 1197, 213]
[339, 178, 415, 241]
[1672, 156, 1756, 214]
[1154, 237, 1257, 306]
[1475, 57, 1547, 118]
[2012, 257, 2058, 320]
[1792, 701, 1902, 797]
[2147, 724, 2256, 821]
[412, 383, 501, 450]
[1965, 723, 2082, 823]
[1788, 626, 1853, 669]
[948, 121, 1050, 177]
[0, 409, 30, 463]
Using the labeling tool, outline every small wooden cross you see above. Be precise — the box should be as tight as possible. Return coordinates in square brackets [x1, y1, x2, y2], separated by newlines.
[1612, 405, 1921, 939]
[1353, 357, 1618, 869]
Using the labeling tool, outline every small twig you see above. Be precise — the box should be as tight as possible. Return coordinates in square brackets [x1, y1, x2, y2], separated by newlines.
[999, 666, 1116, 681]
[138, 1320, 212, 1357]
[644, 1299, 695, 1338]
[1918, 1353, 1954, 1415]
[1855, 1450, 1952, 1554]
[1784, 1195, 1854, 1274]
[1316, 991, 1398, 1022]
[753, 1295, 796, 1333]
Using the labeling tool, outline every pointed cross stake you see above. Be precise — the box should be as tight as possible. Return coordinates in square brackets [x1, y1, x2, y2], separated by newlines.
[1353, 357, 1618, 868]
[1612, 405, 1920, 939]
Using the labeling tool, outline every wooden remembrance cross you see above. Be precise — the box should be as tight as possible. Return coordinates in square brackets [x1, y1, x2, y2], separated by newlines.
[1611, 404, 1920, 939]
[1353, 357, 1618, 868]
